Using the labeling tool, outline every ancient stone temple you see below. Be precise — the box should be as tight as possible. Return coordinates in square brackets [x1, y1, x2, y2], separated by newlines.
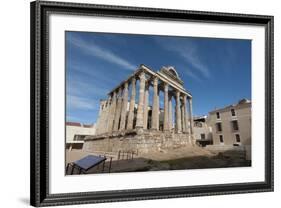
[83, 64, 194, 154]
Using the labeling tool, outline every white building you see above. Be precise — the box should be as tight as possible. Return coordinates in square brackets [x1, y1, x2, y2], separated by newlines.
[193, 116, 213, 147]
[207, 99, 251, 160]
[66, 122, 96, 151]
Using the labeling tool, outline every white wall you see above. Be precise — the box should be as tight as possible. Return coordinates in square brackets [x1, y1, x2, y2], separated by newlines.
[0, 0, 280, 207]
[66, 125, 96, 143]
[193, 123, 212, 141]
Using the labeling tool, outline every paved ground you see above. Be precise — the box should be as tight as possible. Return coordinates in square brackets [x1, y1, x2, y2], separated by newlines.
[65, 145, 251, 175]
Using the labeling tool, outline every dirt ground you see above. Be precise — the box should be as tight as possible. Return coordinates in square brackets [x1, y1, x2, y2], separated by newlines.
[65, 145, 251, 175]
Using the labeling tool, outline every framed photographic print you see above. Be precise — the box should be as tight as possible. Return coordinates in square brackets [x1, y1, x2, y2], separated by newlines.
[30, 0, 274, 207]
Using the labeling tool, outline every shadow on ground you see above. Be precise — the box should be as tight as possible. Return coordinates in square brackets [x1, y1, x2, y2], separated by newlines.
[66, 149, 251, 175]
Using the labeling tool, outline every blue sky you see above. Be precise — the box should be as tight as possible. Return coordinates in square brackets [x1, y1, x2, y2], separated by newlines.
[66, 31, 251, 124]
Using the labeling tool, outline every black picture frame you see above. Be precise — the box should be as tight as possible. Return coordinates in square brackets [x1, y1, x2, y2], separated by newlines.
[30, 0, 274, 207]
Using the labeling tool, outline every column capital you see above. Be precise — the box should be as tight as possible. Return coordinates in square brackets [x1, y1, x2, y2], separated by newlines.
[138, 71, 146, 80]
[168, 95, 173, 101]
[153, 76, 158, 85]
[123, 81, 128, 89]
[168, 91, 173, 99]
[117, 87, 123, 98]
[131, 76, 136, 84]
[117, 87, 122, 93]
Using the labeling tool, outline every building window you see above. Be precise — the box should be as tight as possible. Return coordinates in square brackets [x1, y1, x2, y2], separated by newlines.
[200, 134, 206, 140]
[216, 122, 222, 132]
[231, 120, 239, 131]
[231, 109, 236, 116]
[194, 122, 202, 127]
[73, 135, 79, 141]
[216, 112, 220, 119]
[235, 134, 241, 143]
[219, 135, 224, 143]
[74, 135, 86, 141]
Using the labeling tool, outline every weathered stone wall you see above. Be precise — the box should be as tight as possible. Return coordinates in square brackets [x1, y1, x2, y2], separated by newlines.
[83, 130, 191, 154]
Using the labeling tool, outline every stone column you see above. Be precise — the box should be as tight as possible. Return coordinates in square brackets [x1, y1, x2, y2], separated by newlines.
[163, 83, 169, 131]
[151, 77, 159, 130]
[126, 78, 136, 130]
[113, 88, 123, 131]
[175, 91, 182, 133]
[183, 95, 189, 134]
[97, 101, 106, 134]
[188, 98, 194, 134]
[181, 100, 186, 132]
[119, 82, 129, 131]
[143, 84, 149, 129]
[98, 101, 103, 117]
[135, 71, 146, 129]
[107, 92, 117, 133]
[95, 102, 101, 135]
[101, 99, 110, 134]
[168, 94, 173, 130]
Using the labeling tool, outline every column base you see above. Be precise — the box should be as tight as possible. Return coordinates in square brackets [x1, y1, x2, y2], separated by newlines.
[149, 128, 159, 132]
[135, 126, 144, 134]
[163, 129, 171, 133]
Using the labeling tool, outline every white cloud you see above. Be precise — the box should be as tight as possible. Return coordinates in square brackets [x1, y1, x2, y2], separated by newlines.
[179, 49, 210, 78]
[183, 68, 203, 82]
[154, 38, 210, 79]
[67, 95, 98, 110]
[67, 78, 108, 98]
[69, 35, 136, 71]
